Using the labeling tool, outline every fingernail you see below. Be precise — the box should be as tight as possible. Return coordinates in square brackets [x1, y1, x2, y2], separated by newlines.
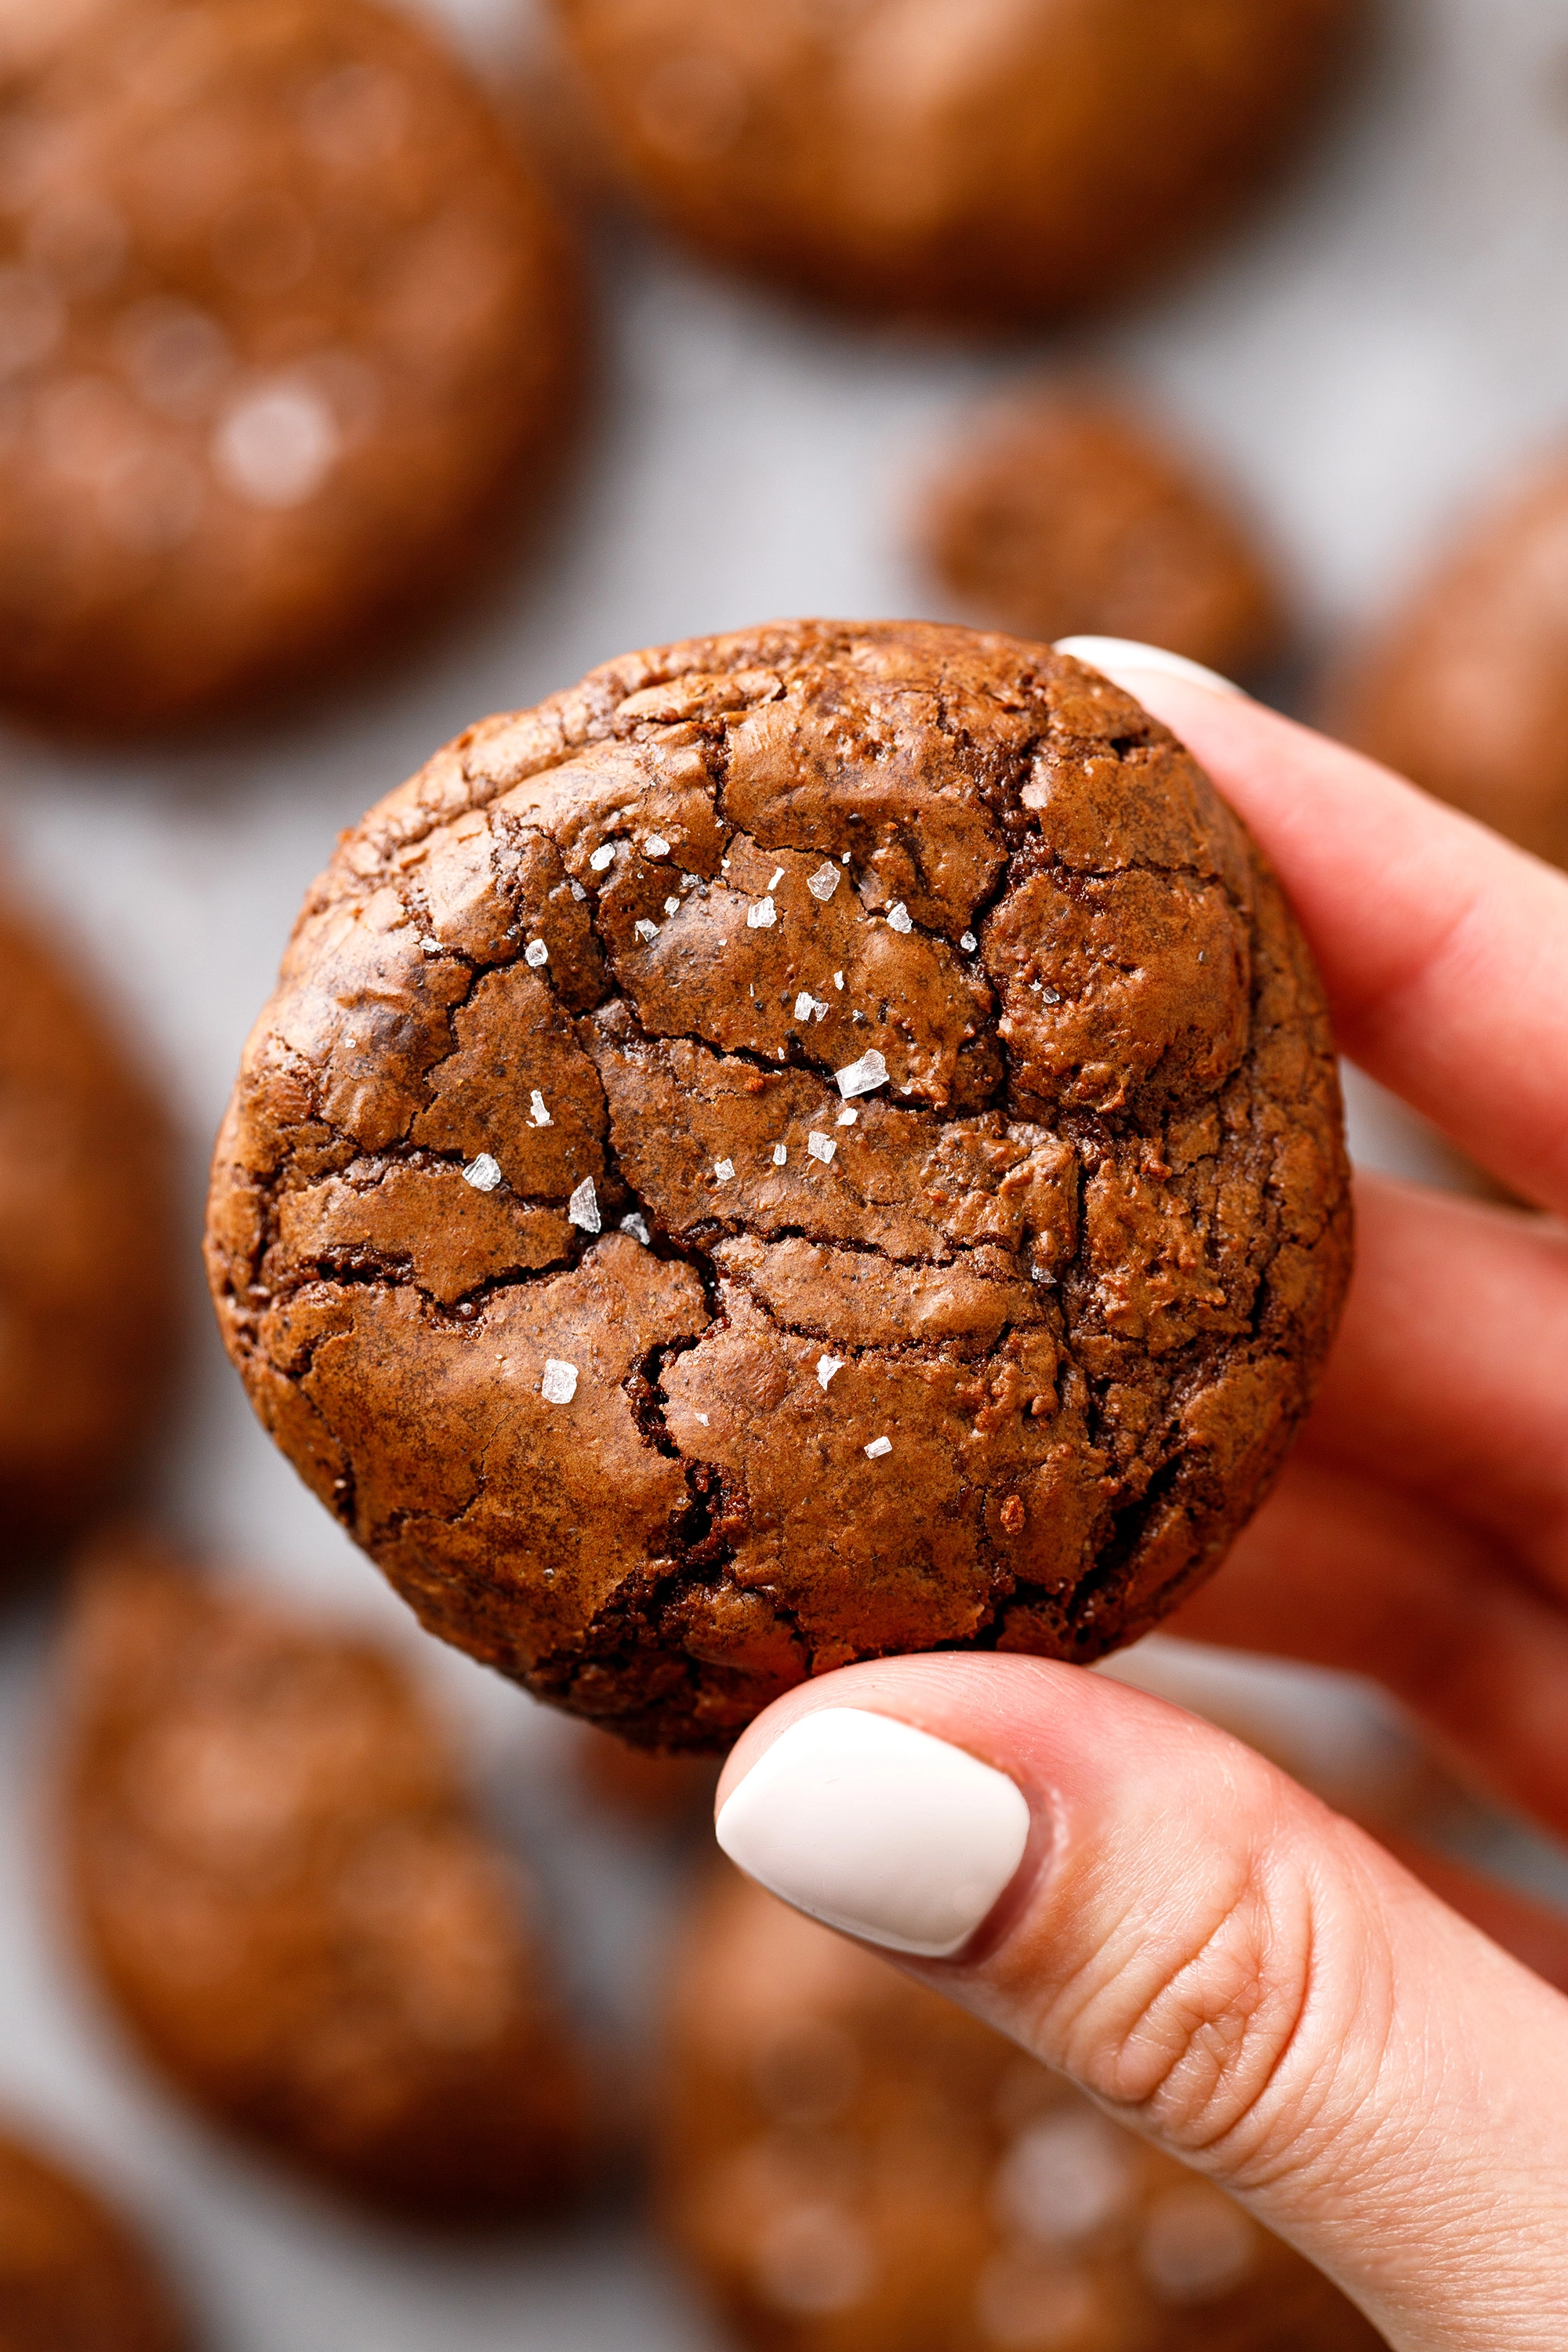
[714, 1706, 1031, 1958]
[1053, 635, 1249, 702]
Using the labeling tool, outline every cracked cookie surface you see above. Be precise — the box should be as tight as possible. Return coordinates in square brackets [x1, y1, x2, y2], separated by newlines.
[205, 620, 1352, 1751]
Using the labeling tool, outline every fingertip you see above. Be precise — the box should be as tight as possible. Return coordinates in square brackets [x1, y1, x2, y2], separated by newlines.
[714, 1702, 1031, 1958]
[1053, 635, 1250, 703]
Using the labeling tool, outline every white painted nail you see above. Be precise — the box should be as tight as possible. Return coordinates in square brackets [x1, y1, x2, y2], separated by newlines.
[1053, 635, 1248, 702]
[715, 1706, 1031, 1958]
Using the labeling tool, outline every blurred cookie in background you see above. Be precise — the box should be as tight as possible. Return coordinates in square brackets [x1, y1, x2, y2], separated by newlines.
[0, 0, 586, 735]
[658, 1867, 1385, 2352]
[0, 2125, 191, 2350]
[576, 1721, 719, 1831]
[506, 2, 626, 216]
[551, 0, 1361, 330]
[917, 387, 1289, 684]
[0, 899, 176, 1581]
[59, 1534, 594, 2222]
[0, 0, 117, 75]
[1338, 453, 1568, 871]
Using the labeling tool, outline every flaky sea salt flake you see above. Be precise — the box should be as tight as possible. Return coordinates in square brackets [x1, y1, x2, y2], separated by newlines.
[567, 1176, 601, 1233]
[836, 1107, 857, 1127]
[807, 1131, 836, 1165]
[746, 895, 777, 929]
[887, 902, 913, 934]
[644, 834, 670, 858]
[589, 842, 616, 873]
[569, 880, 586, 901]
[620, 1211, 651, 1245]
[816, 1355, 843, 1389]
[529, 1089, 552, 1127]
[524, 937, 548, 967]
[806, 862, 840, 902]
[664, 895, 681, 916]
[462, 1153, 503, 1192]
[541, 1359, 578, 1405]
[771, 1143, 787, 1166]
[714, 1159, 735, 1182]
[768, 866, 785, 890]
[835, 1047, 888, 1099]
[634, 917, 659, 943]
[864, 1436, 892, 1459]
[833, 970, 844, 990]
[960, 931, 978, 953]
[793, 990, 815, 1020]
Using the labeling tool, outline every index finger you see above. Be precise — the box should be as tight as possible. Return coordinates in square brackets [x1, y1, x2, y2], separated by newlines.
[1060, 641, 1568, 1216]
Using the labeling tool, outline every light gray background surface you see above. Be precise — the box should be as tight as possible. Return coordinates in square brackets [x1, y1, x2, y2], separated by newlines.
[0, 0, 1564, 2339]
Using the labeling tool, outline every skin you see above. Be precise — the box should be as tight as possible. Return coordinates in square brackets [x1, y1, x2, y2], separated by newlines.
[717, 683, 1568, 2352]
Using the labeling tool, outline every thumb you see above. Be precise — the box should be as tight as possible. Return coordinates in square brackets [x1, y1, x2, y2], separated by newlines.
[713, 1655, 1568, 2352]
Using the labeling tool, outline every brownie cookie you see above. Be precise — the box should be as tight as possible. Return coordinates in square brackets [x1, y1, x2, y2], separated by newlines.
[552, 0, 1359, 328]
[1339, 455, 1568, 870]
[60, 1534, 593, 2220]
[920, 390, 1288, 684]
[0, 898, 176, 1573]
[0, 2129, 190, 2352]
[205, 621, 1350, 1751]
[0, 0, 583, 734]
[659, 1867, 1385, 2352]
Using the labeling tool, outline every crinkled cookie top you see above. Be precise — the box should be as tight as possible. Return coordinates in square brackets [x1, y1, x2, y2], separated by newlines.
[206, 620, 1351, 1750]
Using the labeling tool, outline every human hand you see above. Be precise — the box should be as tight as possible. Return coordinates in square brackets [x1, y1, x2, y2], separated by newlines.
[712, 655, 1568, 2351]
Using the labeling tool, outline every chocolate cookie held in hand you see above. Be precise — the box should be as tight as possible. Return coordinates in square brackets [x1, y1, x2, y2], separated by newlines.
[60, 1535, 593, 2220]
[205, 622, 1351, 1751]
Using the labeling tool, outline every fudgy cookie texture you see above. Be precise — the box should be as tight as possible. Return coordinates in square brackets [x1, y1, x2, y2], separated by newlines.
[0, 0, 583, 734]
[205, 621, 1352, 1752]
[60, 1534, 593, 2220]
[0, 2128, 190, 2352]
[0, 899, 176, 1573]
[552, 0, 1359, 328]
[1340, 455, 1568, 871]
[921, 391, 1287, 684]
[659, 1869, 1386, 2352]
